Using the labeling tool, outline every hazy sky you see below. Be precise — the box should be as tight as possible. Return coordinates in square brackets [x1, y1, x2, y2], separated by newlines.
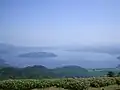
[0, 0, 120, 46]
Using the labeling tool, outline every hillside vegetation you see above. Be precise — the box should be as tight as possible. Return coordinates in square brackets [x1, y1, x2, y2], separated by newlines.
[0, 65, 120, 80]
[1, 77, 120, 90]
[0, 65, 91, 79]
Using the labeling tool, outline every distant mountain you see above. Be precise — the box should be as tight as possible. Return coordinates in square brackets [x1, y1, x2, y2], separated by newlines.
[52, 65, 89, 77]
[18, 52, 57, 58]
[21, 65, 57, 78]
[0, 65, 57, 79]
[1, 64, 119, 80]
[0, 65, 91, 79]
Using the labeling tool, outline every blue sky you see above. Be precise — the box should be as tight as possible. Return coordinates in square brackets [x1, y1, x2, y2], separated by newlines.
[0, 0, 120, 46]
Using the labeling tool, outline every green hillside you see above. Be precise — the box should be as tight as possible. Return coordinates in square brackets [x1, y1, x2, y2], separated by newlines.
[0, 65, 119, 80]
[0, 65, 89, 79]
[52, 65, 89, 77]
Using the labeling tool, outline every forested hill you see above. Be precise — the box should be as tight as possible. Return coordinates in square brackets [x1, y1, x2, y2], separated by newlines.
[0, 65, 90, 79]
[0, 65, 120, 80]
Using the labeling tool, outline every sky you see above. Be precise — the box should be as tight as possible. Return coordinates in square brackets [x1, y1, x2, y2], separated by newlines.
[0, 0, 120, 47]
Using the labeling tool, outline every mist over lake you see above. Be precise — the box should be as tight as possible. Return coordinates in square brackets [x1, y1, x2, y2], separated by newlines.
[0, 47, 119, 68]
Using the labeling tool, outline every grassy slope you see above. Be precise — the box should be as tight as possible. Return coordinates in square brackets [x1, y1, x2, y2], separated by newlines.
[52, 66, 89, 77]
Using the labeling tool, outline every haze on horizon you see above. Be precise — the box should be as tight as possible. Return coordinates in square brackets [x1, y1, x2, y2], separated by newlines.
[0, 0, 120, 47]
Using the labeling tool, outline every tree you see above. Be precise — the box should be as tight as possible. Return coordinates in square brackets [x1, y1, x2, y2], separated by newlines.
[9, 76, 15, 79]
[117, 72, 120, 77]
[107, 71, 115, 77]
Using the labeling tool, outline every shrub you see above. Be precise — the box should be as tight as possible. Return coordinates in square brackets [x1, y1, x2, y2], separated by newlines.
[107, 71, 115, 77]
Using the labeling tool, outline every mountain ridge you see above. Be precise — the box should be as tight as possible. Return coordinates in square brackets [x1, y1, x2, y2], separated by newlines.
[0, 65, 89, 79]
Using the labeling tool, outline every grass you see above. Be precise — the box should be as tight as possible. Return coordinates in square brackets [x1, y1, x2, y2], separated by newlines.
[32, 85, 120, 90]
